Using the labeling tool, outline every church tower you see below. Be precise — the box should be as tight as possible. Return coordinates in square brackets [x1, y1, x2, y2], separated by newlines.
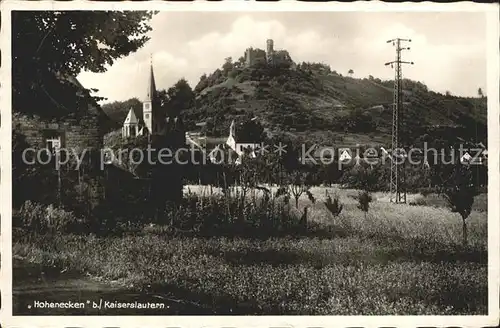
[143, 60, 157, 135]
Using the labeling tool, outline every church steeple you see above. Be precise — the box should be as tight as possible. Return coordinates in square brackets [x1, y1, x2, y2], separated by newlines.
[143, 55, 157, 134]
[146, 56, 156, 102]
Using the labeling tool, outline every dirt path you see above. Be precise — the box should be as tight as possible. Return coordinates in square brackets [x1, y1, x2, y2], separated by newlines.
[13, 258, 212, 315]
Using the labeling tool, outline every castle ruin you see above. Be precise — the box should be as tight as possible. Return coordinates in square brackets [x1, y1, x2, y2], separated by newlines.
[244, 39, 293, 68]
[266, 39, 274, 65]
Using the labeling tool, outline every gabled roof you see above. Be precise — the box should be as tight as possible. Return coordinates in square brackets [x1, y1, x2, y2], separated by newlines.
[124, 107, 139, 124]
[339, 150, 352, 162]
[56, 72, 116, 130]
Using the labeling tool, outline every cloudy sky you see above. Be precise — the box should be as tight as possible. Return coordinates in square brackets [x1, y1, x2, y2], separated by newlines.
[77, 11, 487, 104]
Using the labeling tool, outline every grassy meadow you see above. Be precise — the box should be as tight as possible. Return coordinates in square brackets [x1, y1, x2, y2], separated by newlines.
[13, 186, 488, 315]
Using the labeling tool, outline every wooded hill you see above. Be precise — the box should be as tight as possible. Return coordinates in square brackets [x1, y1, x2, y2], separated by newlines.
[103, 52, 487, 148]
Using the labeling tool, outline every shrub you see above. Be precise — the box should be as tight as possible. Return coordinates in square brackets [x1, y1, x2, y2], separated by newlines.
[408, 196, 429, 207]
[339, 165, 388, 192]
[356, 191, 373, 219]
[160, 188, 311, 238]
[324, 192, 343, 217]
[19, 200, 81, 234]
[18, 200, 45, 231]
[418, 187, 435, 197]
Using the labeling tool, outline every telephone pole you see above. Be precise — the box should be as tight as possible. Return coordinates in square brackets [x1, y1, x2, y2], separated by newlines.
[385, 38, 414, 204]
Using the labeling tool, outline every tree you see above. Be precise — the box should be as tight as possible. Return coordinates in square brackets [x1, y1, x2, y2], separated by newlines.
[194, 73, 209, 93]
[228, 68, 239, 79]
[356, 190, 372, 219]
[12, 11, 157, 117]
[286, 170, 315, 208]
[324, 192, 343, 217]
[101, 98, 142, 125]
[222, 57, 234, 76]
[235, 117, 265, 143]
[111, 135, 151, 178]
[235, 56, 246, 68]
[477, 88, 483, 98]
[435, 163, 479, 246]
[318, 162, 342, 186]
[348, 69, 354, 77]
[236, 157, 263, 200]
[343, 107, 375, 133]
[163, 78, 195, 117]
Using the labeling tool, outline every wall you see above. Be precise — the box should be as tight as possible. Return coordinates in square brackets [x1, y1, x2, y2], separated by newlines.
[244, 48, 267, 68]
[13, 111, 104, 153]
[13, 110, 105, 210]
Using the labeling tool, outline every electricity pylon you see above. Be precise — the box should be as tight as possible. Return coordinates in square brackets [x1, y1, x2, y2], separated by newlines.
[385, 38, 414, 204]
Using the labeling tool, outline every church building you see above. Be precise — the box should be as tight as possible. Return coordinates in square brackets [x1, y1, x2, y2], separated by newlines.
[122, 106, 140, 137]
[122, 61, 167, 138]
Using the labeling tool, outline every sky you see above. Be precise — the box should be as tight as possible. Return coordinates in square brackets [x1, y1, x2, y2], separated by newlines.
[77, 11, 488, 104]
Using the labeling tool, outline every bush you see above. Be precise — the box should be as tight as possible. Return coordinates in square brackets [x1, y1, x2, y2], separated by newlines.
[18, 200, 45, 230]
[417, 187, 435, 197]
[324, 192, 343, 217]
[160, 189, 311, 238]
[408, 196, 429, 207]
[339, 165, 389, 192]
[19, 200, 81, 234]
[356, 191, 373, 219]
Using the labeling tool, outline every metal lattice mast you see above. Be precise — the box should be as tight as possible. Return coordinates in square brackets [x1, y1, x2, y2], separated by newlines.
[386, 38, 413, 204]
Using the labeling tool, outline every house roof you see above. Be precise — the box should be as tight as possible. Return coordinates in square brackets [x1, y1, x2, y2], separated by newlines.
[55, 72, 109, 114]
[124, 107, 139, 124]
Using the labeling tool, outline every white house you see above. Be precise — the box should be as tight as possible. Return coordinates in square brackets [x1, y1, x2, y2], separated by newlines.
[339, 149, 352, 162]
[225, 120, 260, 164]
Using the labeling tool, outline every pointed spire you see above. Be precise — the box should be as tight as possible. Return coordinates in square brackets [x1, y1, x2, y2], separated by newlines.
[124, 107, 138, 124]
[146, 55, 156, 101]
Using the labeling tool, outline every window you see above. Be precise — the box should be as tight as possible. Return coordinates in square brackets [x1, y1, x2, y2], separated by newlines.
[145, 113, 150, 119]
[46, 137, 61, 154]
[145, 103, 150, 110]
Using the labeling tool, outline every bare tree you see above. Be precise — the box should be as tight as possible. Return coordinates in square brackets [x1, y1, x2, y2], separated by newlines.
[287, 171, 315, 208]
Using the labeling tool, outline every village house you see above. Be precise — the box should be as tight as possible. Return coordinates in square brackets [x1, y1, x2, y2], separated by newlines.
[13, 72, 112, 208]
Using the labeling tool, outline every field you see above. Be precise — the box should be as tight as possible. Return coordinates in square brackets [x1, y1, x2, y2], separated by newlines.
[13, 186, 488, 315]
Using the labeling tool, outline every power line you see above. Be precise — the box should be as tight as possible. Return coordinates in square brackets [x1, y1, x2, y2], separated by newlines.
[385, 38, 414, 204]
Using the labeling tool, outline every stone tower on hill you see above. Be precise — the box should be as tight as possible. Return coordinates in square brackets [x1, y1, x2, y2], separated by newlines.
[266, 39, 274, 65]
[244, 39, 292, 69]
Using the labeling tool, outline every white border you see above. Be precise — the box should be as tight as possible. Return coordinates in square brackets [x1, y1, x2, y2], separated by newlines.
[1, 1, 499, 327]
